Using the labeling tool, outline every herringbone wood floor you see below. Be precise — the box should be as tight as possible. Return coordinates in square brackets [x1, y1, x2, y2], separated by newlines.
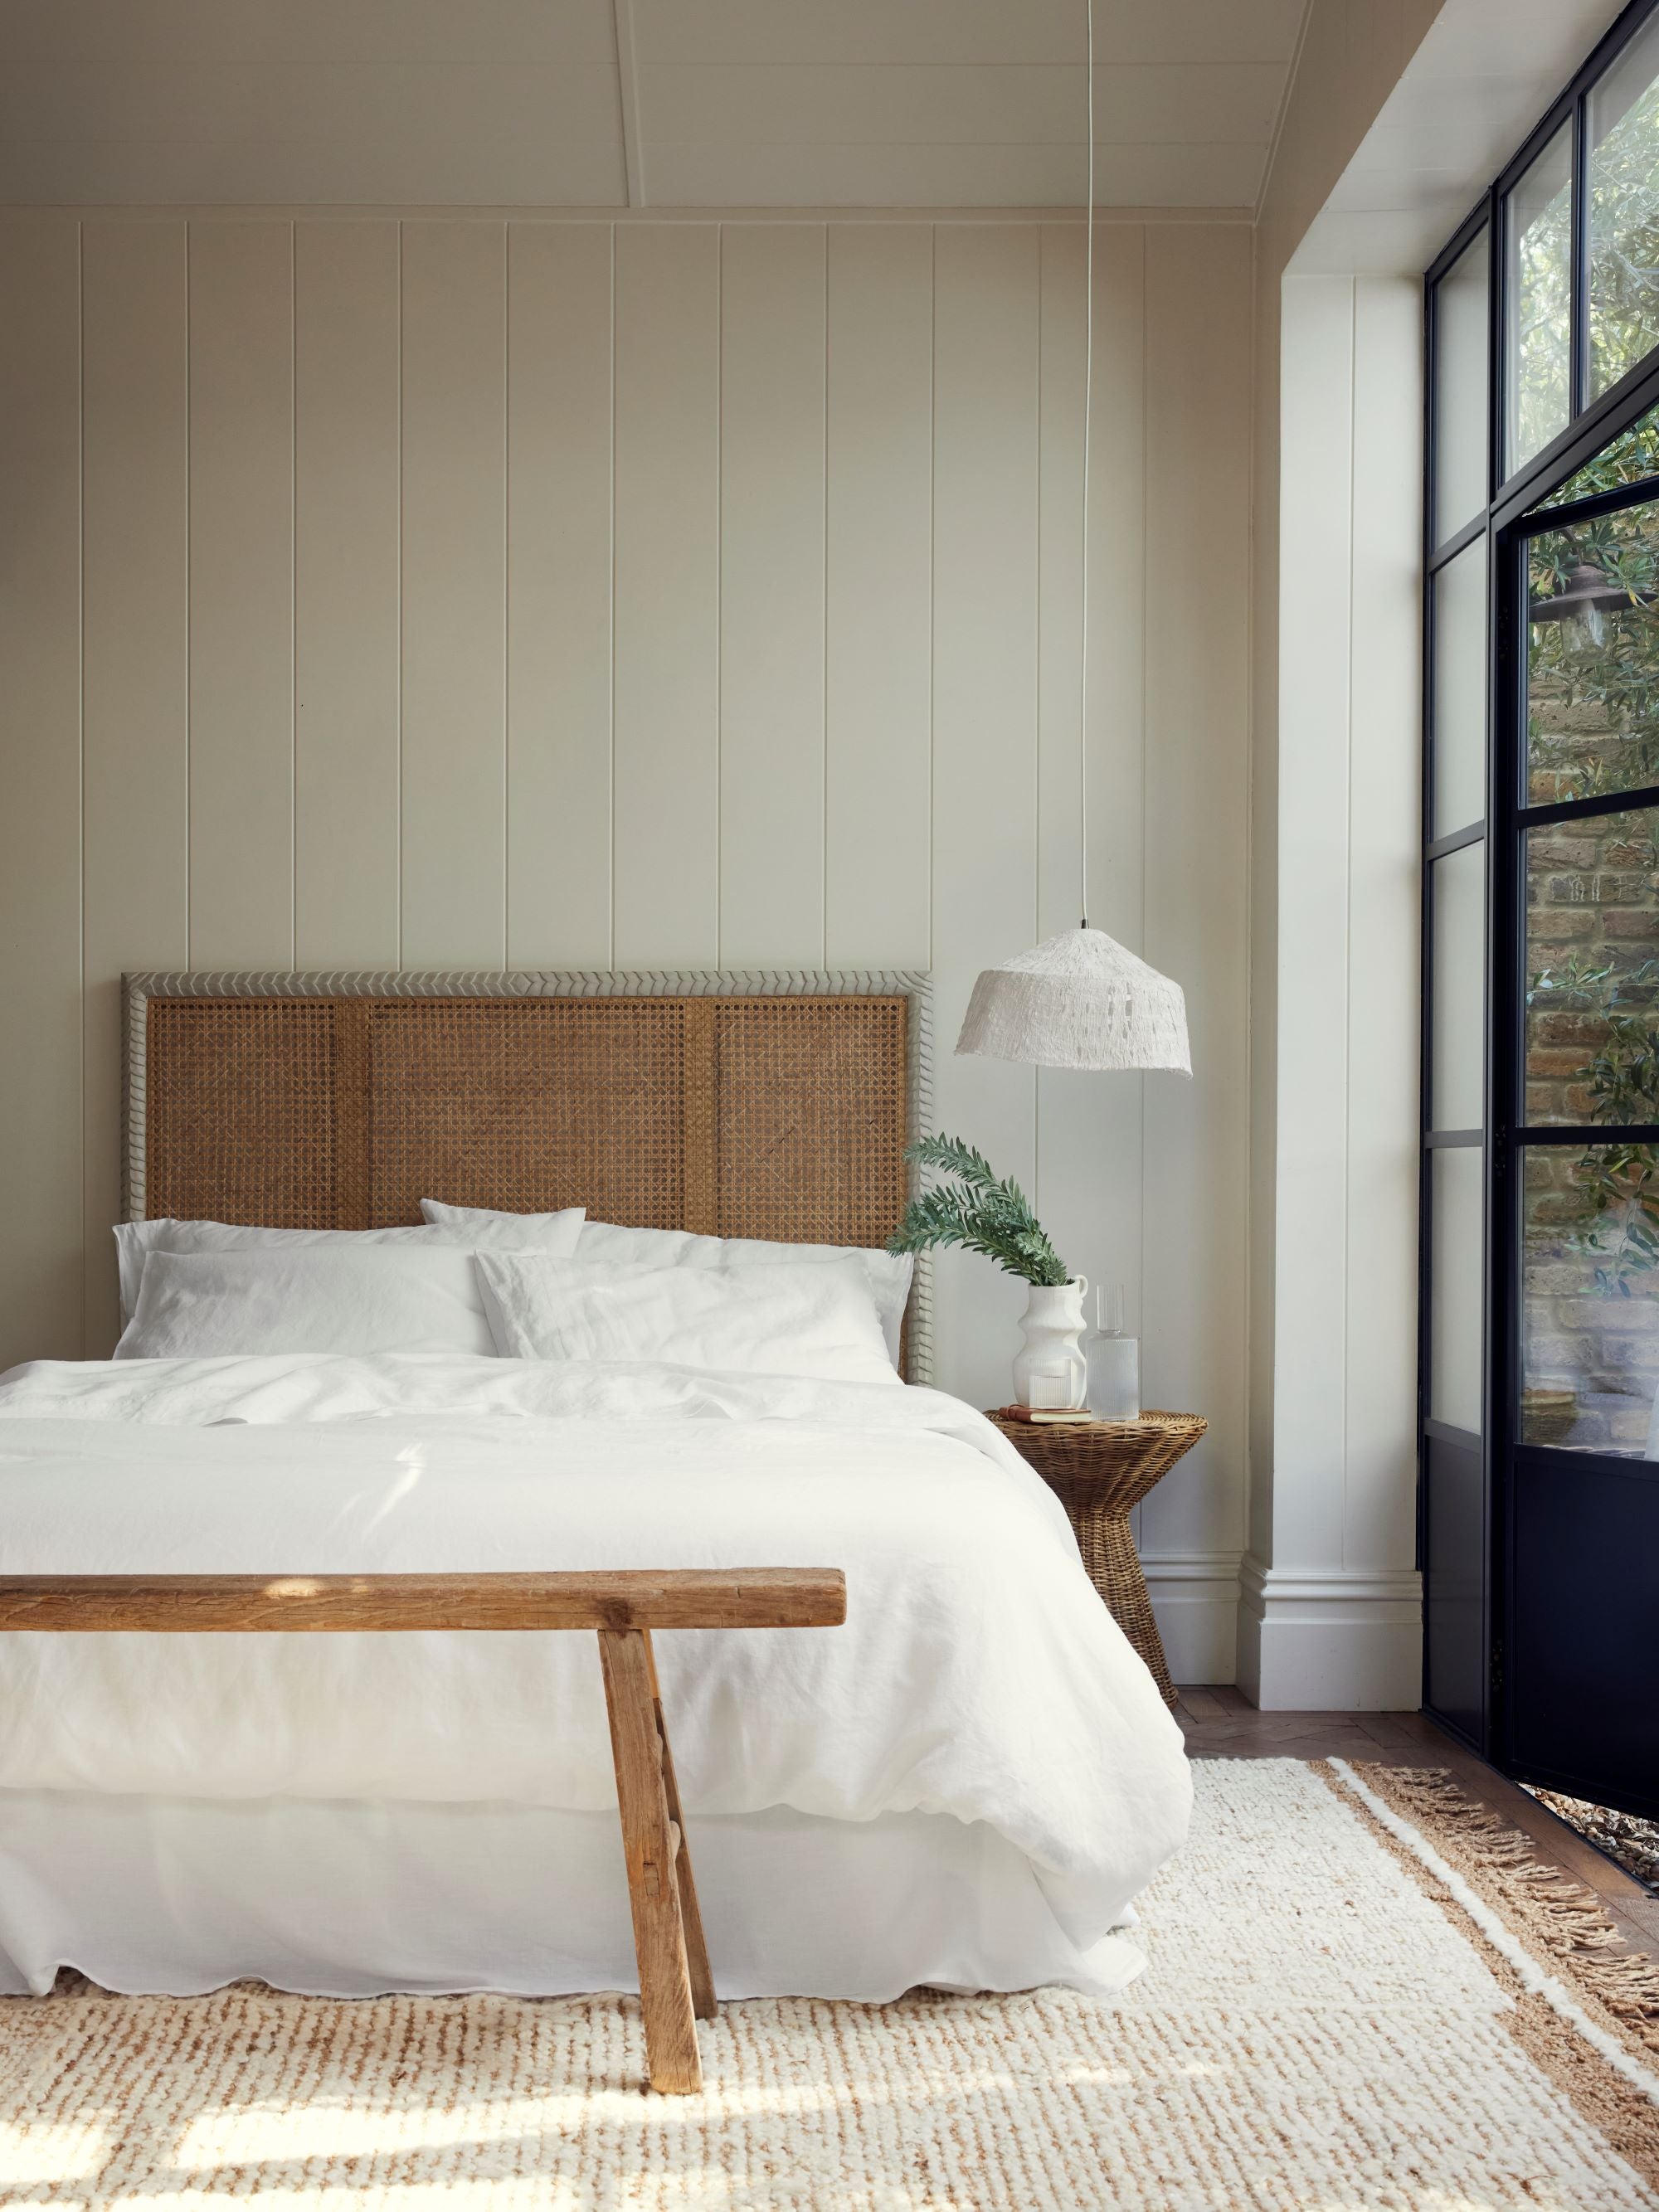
[1174, 1685, 1659, 1958]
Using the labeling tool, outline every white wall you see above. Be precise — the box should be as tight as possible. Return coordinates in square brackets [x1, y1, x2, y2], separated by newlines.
[1243, 0, 1441, 1706]
[0, 210, 1252, 1680]
[1238, 271, 1424, 1709]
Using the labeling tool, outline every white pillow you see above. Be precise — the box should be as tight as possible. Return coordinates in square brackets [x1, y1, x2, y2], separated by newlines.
[422, 1200, 912, 1368]
[115, 1247, 502, 1360]
[115, 1208, 586, 1325]
[474, 1254, 900, 1386]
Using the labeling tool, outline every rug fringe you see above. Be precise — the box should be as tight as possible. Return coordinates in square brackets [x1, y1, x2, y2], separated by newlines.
[1357, 1765, 1659, 2053]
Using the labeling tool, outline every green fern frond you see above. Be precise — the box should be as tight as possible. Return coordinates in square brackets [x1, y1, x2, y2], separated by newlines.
[887, 1131, 1070, 1286]
[904, 1133, 1000, 1192]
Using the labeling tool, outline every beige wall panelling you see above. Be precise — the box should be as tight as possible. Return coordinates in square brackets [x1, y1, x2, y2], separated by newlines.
[612, 224, 720, 968]
[0, 207, 1262, 1663]
[400, 220, 507, 969]
[0, 222, 82, 1367]
[824, 223, 932, 972]
[1035, 223, 1087, 951]
[81, 221, 189, 1349]
[1138, 225, 1252, 1578]
[1343, 275, 1423, 1575]
[1036, 224, 1148, 1408]
[294, 220, 401, 970]
[187, 219, 294, 969]
[1247, 259, 1282, 1571]
[505, 222, 614, 970]
[931, 223, 1042, 1405]
[718, 223, 826, 968]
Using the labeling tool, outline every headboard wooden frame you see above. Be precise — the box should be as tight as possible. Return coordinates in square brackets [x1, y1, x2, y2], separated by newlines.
[123, 969, 933, 1381]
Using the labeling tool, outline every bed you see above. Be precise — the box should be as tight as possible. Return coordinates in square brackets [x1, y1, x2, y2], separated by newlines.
[0, 970, 1190, 2002]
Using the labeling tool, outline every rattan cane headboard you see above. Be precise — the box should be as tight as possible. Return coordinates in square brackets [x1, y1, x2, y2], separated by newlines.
[123, 970, 933, 1378]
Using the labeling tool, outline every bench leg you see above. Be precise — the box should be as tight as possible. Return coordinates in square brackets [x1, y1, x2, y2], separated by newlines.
[640, 1629, 717, 2020]
[598, 1626, 705, 2093]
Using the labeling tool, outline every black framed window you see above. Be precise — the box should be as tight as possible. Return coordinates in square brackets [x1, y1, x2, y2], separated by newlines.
[1423, 0, 1659, 1815]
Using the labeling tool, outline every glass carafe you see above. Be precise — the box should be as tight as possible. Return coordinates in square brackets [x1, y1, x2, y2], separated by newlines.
[1085, 1282, 1141, 1422]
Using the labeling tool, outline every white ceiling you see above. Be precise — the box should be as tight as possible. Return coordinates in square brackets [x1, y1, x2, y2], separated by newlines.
[0, 0, 1309, 209]
[1292, 0, 1627, 273]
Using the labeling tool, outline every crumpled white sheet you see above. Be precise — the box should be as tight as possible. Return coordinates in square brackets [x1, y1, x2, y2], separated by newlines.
[0, 1354, 1192, 1939]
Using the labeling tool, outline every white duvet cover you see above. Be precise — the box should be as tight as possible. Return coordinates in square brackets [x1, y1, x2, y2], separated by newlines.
[0, 1354, 1190, 1970]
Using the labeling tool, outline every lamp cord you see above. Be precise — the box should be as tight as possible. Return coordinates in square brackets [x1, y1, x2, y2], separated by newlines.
[1079, 0, 1094, 933]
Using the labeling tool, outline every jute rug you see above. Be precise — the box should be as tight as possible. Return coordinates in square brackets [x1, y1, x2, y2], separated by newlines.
[2, 1759, 1657, 2209]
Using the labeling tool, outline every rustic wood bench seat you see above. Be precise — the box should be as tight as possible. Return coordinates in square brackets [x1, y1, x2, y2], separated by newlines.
[0, 1567, 849, 2094]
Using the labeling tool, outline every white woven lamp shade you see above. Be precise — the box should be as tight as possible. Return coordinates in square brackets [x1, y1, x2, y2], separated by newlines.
[956, 926, 1192, 1074]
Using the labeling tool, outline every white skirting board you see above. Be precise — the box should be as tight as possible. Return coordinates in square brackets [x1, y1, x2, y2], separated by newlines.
[1143, 1550, 1242, 1687]
[1234, 1558, 1423, 1712]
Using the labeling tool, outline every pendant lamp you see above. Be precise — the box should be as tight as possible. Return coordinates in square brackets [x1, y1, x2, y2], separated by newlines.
[957, 926, 1191, 1072]
[955, 0, 1192, 1081]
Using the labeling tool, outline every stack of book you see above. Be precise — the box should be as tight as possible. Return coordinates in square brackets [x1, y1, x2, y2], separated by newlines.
[992, 1404, 1097, 1427]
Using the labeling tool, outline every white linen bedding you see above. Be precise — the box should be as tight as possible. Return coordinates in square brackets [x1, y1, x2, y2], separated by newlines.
[0, 1353, 1191, 1995]
[474, 1253, 899, 1383]
[0, 1798, 1127, 2001]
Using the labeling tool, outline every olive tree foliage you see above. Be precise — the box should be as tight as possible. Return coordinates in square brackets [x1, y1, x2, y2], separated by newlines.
[1590, 66, 1659, 400]
[1521, 69, 1659, 1284]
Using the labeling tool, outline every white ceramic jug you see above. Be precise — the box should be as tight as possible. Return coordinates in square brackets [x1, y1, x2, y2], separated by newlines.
[1012, 1276, 1089, 1409]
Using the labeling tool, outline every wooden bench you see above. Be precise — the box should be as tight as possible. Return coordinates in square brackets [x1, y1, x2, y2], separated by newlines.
[0, 1567, 849, 2095]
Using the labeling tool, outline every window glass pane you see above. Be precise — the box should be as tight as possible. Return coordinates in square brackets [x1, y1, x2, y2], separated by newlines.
[1431, 1145, 1484, 1433]
[1433, 843, 1486, 1130]
[1590, 14, 1659, 400]
[1522, 1141, 1659, 1452]
[1508, 122, 1574, 476]
[1433, 536, 1487, 834]
[1526, 802, 1659, 1126]
[1528, 500, 1659, 805]
[1434, 227, 1491, 542]
[1535, 396, 1659, 511]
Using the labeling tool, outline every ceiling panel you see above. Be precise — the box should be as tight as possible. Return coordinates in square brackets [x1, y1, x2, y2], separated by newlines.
[0, 0, 1303, 208]
[0, 0, 620, 65]
[640, 63, 1284, 148]
[633, 0, 1306, 70]
[645, 141, 1266, 212]
[0, 63, 622, 148]
[0, 56, 626, 207]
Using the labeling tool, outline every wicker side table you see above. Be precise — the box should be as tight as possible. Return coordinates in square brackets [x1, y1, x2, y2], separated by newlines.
[985, 1410, 1207, 1709]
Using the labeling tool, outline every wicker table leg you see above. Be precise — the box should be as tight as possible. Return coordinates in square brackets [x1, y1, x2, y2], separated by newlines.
[1074, 1504, 1177, 1709]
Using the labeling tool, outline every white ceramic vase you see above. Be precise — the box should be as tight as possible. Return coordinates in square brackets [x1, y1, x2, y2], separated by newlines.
[1011, 1276, 1090, 1409]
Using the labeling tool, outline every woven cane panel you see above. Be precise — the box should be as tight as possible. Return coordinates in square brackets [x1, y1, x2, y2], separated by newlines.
[146, 999, 342, 1228]
[141, 992, 911, 1254]
[367, 999, 691, 1230]
[713, 997, 908, 1248]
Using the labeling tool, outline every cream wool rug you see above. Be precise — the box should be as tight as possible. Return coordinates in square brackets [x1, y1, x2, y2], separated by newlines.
[2, 1759, 1657, 2210]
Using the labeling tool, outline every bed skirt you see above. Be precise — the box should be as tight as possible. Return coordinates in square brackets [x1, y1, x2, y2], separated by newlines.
[0, 1792, 1144, 2002]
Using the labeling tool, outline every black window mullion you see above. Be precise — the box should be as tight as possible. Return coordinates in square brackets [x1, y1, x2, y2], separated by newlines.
[1428, 819, 1486, 861]
[1572, 91, 1589, 418]
[1487, 516, 1524, 1767]
[1429, 511, 1491, 573]
[1520, 778, 1659, 829]
[1515, 1123, 1659, 1145]
[1521, 468, 1659, 533]
[1492, 177, 1510, 493]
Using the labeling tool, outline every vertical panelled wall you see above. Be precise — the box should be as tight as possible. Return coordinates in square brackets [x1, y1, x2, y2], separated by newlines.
[1238, 270, 1424, 1711]
[0, 214, 1251, 1678]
